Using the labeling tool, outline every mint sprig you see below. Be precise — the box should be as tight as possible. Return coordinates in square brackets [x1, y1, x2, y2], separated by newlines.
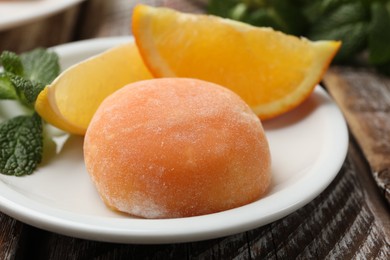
[0, 51, 24, 76]
[369, 2, 390, 66]
[0, 48, 60, 176]
[0, 113, 43, 176]
[8, 73, 45, 106]
[307, 2, 369, 62]
[20, 48, 60, 86]
[0, 74, 18, 100]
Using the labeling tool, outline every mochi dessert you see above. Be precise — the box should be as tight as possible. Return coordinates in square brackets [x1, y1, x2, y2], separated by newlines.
[84, 78, 271, 218]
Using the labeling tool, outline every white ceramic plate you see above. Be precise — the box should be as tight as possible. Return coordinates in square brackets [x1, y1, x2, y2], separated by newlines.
[0, 0, 85, 30]
[0, 37, 349, 244]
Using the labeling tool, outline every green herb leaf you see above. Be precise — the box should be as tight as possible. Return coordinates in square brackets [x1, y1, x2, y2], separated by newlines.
[208, 0, 308, 35]
[308, 2, 368, 34]
[260, 0, 308, 35]
[0, 51, 24, 76]
[0, 48, 60, 176]
[310, 22, 369, 62]
[308, 2, 369, 62]
[0, 48, 59, 105]
[208, 0, 238, 18]
[8, 74, 44, 106]
[0, 113, 43, 176]
[20, 48, 60, 86]
[0, 73, 18, 100]
[302, 0, 356, 24]
[368, 1, 390, 65]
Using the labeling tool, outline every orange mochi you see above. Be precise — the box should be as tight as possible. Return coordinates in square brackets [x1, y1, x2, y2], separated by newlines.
[84, 78, 271, 218]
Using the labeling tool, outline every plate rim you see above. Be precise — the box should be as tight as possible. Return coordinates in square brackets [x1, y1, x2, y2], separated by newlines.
[0, 37, 349, 244]
[0, 0, 86, 31]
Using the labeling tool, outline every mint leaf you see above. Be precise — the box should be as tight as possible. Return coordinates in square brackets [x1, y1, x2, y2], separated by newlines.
[243, 4, 307, 35]
[310, 22, 369, 62]
[0, 48, 60, 176]
[0, 73, 18, 100]
[368, 2, 390, 65]
[208, 0, 238, 18]
[0, 51, 24, 76]
[308, 2, 369, 62]
[303, 0, 356, 24]
[208, 0, 307, 35]
[0, 48, 58, 106]
[20, 48, 60, 86]
[309, 2, 368, 34]
[261, 0, 308, 35]
[0, 113, 43, 176]
[8, 74, 44, 107]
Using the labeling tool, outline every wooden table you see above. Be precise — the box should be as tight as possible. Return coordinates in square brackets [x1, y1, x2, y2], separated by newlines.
[1, 0, 389, 259]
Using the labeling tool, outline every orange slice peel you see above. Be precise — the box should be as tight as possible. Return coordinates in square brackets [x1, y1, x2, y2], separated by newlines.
[132, 4, 341, 120]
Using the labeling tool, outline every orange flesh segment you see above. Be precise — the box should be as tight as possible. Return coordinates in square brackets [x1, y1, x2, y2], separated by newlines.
[132, 5, 341, 120]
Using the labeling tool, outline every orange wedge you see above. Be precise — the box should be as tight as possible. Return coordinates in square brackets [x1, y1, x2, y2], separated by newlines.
[35, 41, 153, 135]
[132, 5, 341, 120]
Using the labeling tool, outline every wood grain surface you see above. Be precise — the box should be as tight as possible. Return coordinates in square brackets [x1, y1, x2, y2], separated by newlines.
[0, 214, 24, 260]
[324, 67, 390, 204]
[0, 0, 389, 259]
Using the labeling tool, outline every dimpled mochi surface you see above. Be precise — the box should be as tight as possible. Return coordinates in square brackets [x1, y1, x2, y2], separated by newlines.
[84, 78, 271, 219]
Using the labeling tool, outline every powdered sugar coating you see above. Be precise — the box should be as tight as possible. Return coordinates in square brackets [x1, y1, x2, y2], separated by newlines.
[84, 78, 271, 218]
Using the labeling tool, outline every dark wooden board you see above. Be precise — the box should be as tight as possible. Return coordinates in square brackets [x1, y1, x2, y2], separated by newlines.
[324, 67, 390, 204]
[0, 213, 24, 260]
[9, 142, 389, 259]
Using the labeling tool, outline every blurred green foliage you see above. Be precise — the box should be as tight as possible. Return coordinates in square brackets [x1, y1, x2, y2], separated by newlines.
[208, 0, 390, 75]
